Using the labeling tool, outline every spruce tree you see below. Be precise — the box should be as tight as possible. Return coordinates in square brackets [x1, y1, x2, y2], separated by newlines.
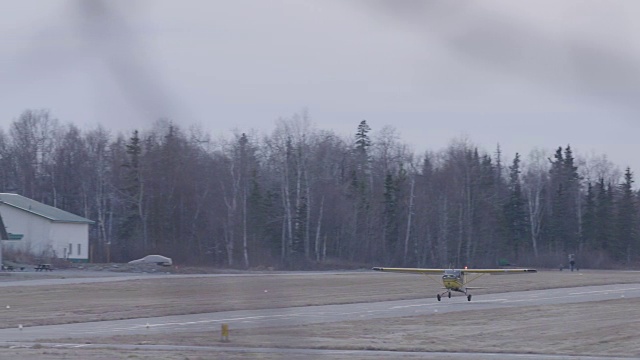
[581, 182, 597, 251]
[547, 146, 581, 255]
[350, 120, 373, 261]
[120, 130, 143, 259]
[615, 168, 639, 263]
[382, 171, 398, 261]
[503, 153, 528, 260]
[548, 147, 565, 253]
[594, 178, 613, 252]
[562, 146, 581, 254]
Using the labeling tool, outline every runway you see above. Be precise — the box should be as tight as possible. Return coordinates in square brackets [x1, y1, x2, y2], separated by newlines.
[0, 282, 638, 343]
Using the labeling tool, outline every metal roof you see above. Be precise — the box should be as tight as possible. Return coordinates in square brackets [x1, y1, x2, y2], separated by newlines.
[0, 193, 94, 224]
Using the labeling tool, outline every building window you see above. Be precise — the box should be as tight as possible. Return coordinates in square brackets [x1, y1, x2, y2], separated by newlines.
[69, 243, 73, 256]
[77, 244, 81, 256]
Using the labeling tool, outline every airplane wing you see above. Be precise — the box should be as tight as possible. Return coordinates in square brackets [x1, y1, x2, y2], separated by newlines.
[461, 269, 537, 274]
[372, 267, 536, 275]
[372, 267, 445, 274]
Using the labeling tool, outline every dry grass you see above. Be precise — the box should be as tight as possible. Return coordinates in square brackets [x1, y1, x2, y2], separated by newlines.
[0, 347, 436, 360]
[2, 268, 640, 359]
[0, 347, 319, 360]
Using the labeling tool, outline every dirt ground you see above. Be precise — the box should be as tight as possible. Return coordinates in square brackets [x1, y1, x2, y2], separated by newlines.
[0, 347, 465, 360]
[84, 299, 640, 358]
[1, 267, 640, 359]
[0, 348, 273, 360]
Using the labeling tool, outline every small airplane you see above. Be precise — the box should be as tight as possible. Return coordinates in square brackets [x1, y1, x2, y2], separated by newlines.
[372, 266, 537, 301]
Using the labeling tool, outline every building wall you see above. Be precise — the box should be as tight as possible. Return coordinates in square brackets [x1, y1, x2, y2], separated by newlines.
[50, 222, 89, 261]
[0, 204, 89, 261]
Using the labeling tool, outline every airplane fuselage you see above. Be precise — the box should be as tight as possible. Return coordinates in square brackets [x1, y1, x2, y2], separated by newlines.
[442, 270, 466, 293]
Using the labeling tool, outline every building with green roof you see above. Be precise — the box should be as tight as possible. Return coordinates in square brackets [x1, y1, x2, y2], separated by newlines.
[0, 193, 94, 263]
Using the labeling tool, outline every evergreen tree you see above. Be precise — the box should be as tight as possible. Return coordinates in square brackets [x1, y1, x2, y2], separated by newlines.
[547, 146, 581, 254]
[382, 171, 398, 261]
[581, 182, 597, 251]
[562, 146, 581, 253]
[351, 120, 372, 209]
[349, 120, 373, 261]
[594, 178, 613, 252]
[477, 153, 501, 263]
[355, 120, 371, 154]
[615, 168, 639, 263]
[119, 130, 143, 260]
[547, 147, 565, 253]
[503, 153, 528, 260]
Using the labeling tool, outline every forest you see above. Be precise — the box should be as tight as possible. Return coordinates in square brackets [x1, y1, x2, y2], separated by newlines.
[1, 109, 638, 269]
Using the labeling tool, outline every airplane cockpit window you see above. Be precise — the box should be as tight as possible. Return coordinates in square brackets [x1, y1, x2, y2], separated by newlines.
[443, 270, 461, 278]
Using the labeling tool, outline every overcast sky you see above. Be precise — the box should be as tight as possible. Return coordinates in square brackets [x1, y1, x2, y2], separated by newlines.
[1, 0, 640, 174]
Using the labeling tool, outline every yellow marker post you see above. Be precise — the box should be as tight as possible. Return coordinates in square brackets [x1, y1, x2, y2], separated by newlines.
[221, 323, 229, 342]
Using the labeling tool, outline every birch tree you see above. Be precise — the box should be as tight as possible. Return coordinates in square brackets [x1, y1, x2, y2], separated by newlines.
[84, 126, 112, 262]
[9, 110, 59, 200]
[522, 148, 549, 258]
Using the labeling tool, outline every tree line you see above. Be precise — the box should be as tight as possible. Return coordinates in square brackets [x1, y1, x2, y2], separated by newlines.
[1, 109, 638, 269]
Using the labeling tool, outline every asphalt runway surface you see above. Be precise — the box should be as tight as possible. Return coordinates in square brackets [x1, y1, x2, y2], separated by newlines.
[0, 282, 638, 341]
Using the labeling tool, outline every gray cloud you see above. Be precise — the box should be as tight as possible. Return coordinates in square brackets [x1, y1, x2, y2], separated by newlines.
[359, 1, 640, 111]
[1, 1, 185, 128]
[68, 0, 183, 124]
[1, 0, 639, 171]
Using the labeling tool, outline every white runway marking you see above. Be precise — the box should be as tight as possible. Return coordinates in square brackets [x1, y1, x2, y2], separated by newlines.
[469, 298, 508, 303]
[570, 287, 640, 295]
[391, 303, 434, 309]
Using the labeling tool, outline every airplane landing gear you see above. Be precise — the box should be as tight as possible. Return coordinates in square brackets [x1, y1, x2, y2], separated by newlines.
[467, 294, 472, 301]
[437, 291, 452, 301]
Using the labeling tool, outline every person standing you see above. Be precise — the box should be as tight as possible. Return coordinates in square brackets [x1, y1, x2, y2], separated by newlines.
[568, 253, 576, 272]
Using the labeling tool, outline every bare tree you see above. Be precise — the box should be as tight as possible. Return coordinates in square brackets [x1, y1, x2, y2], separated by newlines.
[84, 126, 112, 262]
[522, 148, 549, 258]
[579, 152, 622, 187]
[9, 110, 60, 200]
[403, 170, 416, 264]
[265, 112, 315, 267]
